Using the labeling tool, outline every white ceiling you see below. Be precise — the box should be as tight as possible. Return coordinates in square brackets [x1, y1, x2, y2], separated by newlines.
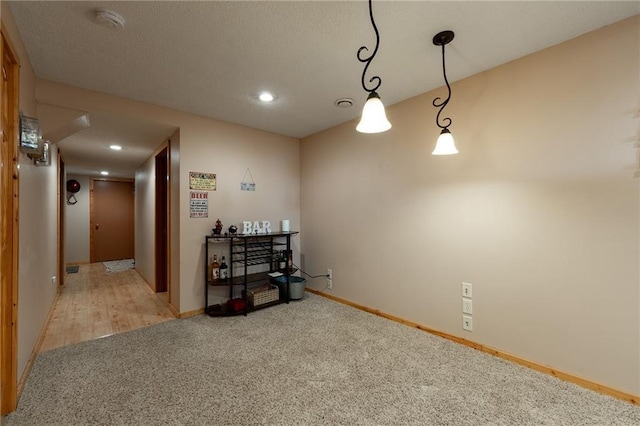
[53, 110, 177, 177]
[9, 1, 640, 177]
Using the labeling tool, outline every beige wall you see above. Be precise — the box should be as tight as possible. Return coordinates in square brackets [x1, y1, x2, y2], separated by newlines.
[64, 174, 90, 264]
[135, 156, 155, 288]
[2, 3, 59, 382]
[36, 81, 301, 314]
[301, 16, 640, 395]
[178, 124, 300, 309]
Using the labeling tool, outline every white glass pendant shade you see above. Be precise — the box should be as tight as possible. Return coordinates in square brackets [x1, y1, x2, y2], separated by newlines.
[432, 128, 458, 155]
[356, 92, 392, 133]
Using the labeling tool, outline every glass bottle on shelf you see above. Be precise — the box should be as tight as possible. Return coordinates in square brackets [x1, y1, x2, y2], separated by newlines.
[220, 256, 228, 281]
[209, 255, 220, 282]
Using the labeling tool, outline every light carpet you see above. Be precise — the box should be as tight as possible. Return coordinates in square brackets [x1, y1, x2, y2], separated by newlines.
[5, 293, 640, 425]
[103, 259, 134, 273]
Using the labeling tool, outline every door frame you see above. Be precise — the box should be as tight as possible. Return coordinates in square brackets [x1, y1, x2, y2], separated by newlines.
[89, 177, 135, 263]
[58, 152, 65, 286]
[154, 143, 170, 295]
[1, 26, 20, 415]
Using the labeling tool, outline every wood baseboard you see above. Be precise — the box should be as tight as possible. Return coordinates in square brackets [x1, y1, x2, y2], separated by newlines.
[179, 308, 204, 319]
[306, 288, 639, 405]
[167, 302, 180, 318]
[65, 261, 90, 267]
[18, 287, 61, 398]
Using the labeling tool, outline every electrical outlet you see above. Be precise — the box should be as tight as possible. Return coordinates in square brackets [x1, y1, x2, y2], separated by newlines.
[462, 298, 473, 314]
[462, 282, 472, 298]
[462, 315, 473, 331]
[327, 268, 332, 289]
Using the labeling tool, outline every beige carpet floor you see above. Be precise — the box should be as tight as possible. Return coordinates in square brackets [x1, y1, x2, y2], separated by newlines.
[5, 293, 640, 425]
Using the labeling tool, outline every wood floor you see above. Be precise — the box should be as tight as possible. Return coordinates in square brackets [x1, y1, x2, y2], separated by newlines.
[40, 263, 176, 352]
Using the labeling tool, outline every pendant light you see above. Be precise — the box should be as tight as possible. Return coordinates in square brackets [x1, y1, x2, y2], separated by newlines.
[432, 30, 458, 155]
[356, 0, 391, 133]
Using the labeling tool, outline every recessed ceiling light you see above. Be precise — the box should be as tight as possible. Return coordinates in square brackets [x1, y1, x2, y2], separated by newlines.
[258, 92, 275, 103]
[109, 145, 122, 151]
[100, 171, 109, 176]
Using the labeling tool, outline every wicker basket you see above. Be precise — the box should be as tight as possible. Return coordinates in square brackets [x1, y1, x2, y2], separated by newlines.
[247, 284, 279, 307]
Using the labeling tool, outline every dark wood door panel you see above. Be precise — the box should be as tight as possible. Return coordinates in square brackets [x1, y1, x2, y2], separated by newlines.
[92, 180, 134, 262]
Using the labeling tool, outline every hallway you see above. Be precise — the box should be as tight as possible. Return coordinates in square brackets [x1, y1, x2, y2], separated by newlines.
[40, 263, 176, 352]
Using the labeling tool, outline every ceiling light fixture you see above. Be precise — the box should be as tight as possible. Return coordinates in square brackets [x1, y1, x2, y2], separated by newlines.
[432, 30, 458, 155]
[100, 171, 109, 176]
[109, 145, 122, 151]
[95, 9, 125, 30]
[355, 0, 391, 134]
[259, 92, 275, 103]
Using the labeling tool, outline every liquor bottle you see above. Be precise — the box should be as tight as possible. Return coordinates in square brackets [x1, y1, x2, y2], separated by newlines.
[287, 250, 293, 272]
[209, 255, 220, 282]
[220, 256, 229, 281]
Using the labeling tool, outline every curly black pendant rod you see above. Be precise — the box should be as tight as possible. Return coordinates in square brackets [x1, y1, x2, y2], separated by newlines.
[433, 30, 455, 130]
[357, 0, 382, 94]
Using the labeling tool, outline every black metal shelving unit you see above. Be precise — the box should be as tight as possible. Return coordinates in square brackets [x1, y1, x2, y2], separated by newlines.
[204, 231, 298, 316]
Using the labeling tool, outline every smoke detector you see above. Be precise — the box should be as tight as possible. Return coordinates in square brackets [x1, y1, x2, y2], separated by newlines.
[95, 9, 125, 30]
[334, 98, 354, 109]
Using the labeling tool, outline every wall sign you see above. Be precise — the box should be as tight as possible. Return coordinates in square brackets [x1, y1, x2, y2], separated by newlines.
[241, 182, 255, 191]
[189, 172, 217, 191]
[241, 168, 256, 191]
[190, 191, 209, 218]
[242, 220, 271, 234]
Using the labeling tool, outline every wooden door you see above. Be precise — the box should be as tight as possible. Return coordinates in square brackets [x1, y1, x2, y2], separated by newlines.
[91, 179, 134, 262]
[1, 30, 19, 414]
[154, 146, 168, 292]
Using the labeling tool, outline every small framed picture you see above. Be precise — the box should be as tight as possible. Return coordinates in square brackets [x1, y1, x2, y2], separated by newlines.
[19, 114, 42, 154]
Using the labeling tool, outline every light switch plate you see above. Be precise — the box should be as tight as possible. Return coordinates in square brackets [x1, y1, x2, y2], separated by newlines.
[462, 282, 472, 298]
